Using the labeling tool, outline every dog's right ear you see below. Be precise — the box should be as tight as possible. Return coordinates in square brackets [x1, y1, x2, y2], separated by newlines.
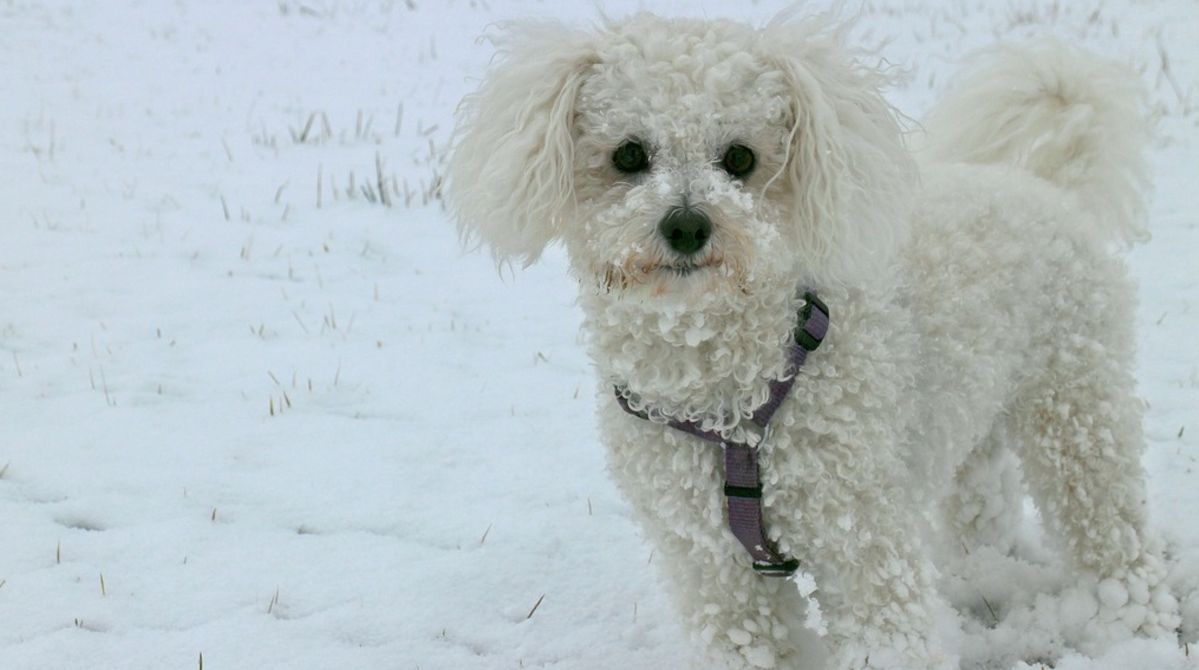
[446, 22, 597, 268]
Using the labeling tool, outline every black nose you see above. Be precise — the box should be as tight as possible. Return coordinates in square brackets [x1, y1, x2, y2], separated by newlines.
[658, 208, 712, 255]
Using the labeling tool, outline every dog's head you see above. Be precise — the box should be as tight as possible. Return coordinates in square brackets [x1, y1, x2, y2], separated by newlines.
[448, 12, 913, 299]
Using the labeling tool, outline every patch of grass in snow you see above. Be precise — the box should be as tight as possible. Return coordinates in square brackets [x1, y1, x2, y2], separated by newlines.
[255, 104, 445, 212]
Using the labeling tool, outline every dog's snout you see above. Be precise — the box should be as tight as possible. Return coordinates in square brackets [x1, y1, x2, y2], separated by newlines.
[658, 208, 711, 255]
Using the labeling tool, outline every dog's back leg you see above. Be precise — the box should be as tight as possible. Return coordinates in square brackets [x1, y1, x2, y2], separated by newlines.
[1012, 302, 1180, 652]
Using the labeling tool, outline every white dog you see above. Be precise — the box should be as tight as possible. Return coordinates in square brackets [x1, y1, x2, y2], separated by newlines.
[447, 11, 1181, 669]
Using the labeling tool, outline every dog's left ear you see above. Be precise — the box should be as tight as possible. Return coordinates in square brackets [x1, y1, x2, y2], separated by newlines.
[759, 14, 915, 284]
[447, 22, 597, 268]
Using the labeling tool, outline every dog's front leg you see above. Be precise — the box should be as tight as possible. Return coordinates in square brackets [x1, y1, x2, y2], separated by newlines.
[770, 438, 954, 670]
[603, 412, 803, 669]
[649, 527, 805, 670]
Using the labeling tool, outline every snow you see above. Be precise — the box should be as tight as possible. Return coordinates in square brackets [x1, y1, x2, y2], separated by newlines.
[0, 1, 1194, 669]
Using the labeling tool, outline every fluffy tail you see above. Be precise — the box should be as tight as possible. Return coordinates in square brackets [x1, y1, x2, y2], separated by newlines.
[921, 41, 1150, 246]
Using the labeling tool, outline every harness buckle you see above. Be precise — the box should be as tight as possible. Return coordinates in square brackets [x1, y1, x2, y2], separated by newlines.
[796, 291, 829, 352]
[801, 291, 828, 322]
[753, 558, 801, 577]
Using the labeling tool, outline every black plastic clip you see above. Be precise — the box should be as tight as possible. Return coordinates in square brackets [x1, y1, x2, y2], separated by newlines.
[795, 291, 829, 352]
[753, 558, 801, 577]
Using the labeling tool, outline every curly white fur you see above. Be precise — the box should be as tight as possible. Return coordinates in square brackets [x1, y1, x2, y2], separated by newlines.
[920, 41, 1150, 246]
[448, 11, 1179, 670]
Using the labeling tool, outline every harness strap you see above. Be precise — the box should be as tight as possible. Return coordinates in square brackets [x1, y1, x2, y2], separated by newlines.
[614, 291, 829, 577]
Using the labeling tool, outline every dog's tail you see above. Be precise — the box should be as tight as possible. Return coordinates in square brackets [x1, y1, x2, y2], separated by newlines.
[921, 41, 1150, 246]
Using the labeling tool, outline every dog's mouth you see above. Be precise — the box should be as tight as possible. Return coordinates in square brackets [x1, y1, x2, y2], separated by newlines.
[601, 255, 742, 293]
[660, 259, 718, 276]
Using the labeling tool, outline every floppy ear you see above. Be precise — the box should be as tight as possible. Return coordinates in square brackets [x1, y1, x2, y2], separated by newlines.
[759, 13, 915, 284]
[446, 22, 597, 267]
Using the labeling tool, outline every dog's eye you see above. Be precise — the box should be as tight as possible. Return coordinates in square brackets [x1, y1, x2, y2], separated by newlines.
[722, 144, 755, 178]
[612, 141, 649, 174]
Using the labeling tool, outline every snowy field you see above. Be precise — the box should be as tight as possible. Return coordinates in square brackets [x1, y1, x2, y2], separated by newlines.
[1, 1, 1195, 668]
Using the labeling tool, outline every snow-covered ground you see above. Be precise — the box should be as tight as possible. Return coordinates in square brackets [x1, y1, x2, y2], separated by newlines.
[1, 1, 1194, 668]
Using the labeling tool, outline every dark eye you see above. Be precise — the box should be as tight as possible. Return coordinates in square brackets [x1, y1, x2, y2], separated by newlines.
[722, 144, 755, 178]
[612, 141, 649, 174]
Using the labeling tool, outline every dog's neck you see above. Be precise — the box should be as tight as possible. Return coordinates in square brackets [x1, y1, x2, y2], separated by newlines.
[579, 277, 803, 432]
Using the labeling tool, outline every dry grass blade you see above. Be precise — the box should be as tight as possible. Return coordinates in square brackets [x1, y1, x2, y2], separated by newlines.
[979, 594, 998, 623]
[294, 111, 329, 144]
[375, 151, 392, 207]
[526, 594, 545, 620]
[291, 311, 309, 335]
[99, 367, 112, 406]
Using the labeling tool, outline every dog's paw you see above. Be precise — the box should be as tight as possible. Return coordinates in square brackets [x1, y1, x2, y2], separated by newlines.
[702, 624, 783, 669]
[1058, 564, 1182, 655]
[1096, 574, 1180, 637]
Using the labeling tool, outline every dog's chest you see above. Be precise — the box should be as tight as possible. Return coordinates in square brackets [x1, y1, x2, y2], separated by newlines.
[580, 290, 800, 429]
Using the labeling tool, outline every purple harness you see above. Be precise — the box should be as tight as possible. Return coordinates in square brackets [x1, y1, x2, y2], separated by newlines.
[615, 292, 829, 577]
